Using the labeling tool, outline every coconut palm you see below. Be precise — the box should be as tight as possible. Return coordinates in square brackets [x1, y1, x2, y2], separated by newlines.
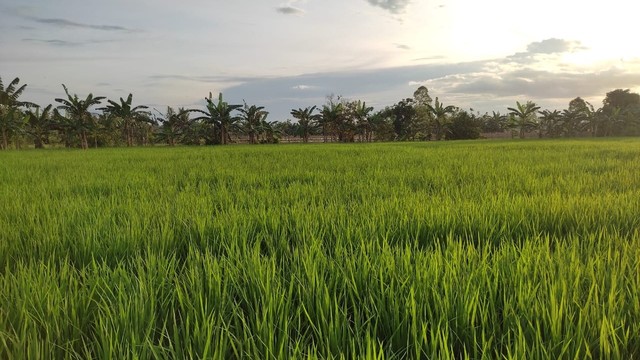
[290, 106, 320, 143]
[98, 93, 150, 146]
[24, 104, 53, 148]
[239, 102, 269, 144]
[427, 97, 456, 140]
[191, 92, 241, 145]
[54, 84, 105, 149]
[508, 101, 540, 139]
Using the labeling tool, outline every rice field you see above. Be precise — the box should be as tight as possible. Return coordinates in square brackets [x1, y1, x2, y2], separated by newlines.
[0, 139, 639, 359]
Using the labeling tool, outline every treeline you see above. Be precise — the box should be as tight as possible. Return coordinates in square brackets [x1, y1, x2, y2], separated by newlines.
[1, 76, 639, 149]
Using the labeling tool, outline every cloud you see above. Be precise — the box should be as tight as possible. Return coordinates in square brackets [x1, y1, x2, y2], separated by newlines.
[216, 44, 640, 120]
[219, 62, 483, 119]
[395, 43, 411, 50]
[276, 6, 305, 15]
[22, 38, 80, 47]
[509, 38, 587, 63]
[526, 38, 586, 54]
[292, 85, 317, 90]
[25, 16, 137, 32]
[22, 38, 115, 47]
[365, 0, 411, 14]
[276, 0, 305, 15]
[148, 74, 265, 84]
[448, 68, 640, 99]
[413, 55, 446, 62]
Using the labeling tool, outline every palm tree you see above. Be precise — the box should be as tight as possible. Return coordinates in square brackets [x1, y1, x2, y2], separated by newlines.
[24, 104, 53, 148]
[98, 94, 149, 147]
[508, 101, 540, 139]
[54, 84, 105, 149]
[427, 97, 455, 140]
[191, 93, 241, 145]
[290, 106, 320, 143]
[239, 102, 269, 144]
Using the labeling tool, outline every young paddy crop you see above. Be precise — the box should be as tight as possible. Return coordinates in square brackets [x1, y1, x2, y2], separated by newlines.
[0, 139, 639, 359]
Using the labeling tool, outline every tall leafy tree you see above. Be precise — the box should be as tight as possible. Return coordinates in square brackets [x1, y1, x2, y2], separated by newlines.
[508, 101, 540, 139]
[54, 84, 105, 149]
[390, 99, 416, 141]
[192, 93, 241, 145]
[413, 86, 433, 139]
[603, 89, 640, 112]
[413, 86, 433, 107]
[239, 102, 269, 144]
[99, 94, 149, 147]
[290, 106, 320, 143]
[24, 104, 53, 148]
[369, 108, 395, 141]
[448, 109, 481, 140]
[427, 97, 455, 140]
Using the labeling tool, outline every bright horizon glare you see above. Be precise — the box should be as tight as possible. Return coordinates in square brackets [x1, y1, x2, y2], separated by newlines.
[1, 0, 639, 120]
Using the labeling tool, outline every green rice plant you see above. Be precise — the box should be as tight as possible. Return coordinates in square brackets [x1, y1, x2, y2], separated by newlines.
[0, 139, 639, 359]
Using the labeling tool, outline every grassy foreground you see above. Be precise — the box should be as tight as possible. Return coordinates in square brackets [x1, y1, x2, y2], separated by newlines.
[0, 139, 639, 359]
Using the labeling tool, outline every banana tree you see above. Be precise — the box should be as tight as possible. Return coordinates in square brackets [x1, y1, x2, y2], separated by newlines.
[0, 107, 27, 149]
[508, 101, 540, 139]
[427, 97, 455, 140]
[290, 106, 320, 143]
[155, 107, 192, 146]
[24, 104, 53, 148]
[54, 84, 105, 149]
[239, 102, 269, 144]
[353, 100, 374, 142]
[320, 102, 344, 142]
[0, 76, 37, 108]
[99, 93, 149, 146]
[191, 93, 241, 145]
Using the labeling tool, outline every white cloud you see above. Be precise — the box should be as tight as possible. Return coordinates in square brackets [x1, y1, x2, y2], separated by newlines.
[365, 0, 412, 13]
[292, 85, 316, 90]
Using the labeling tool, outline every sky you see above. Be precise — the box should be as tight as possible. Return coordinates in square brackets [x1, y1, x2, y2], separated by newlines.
[1, 0, 640, 121]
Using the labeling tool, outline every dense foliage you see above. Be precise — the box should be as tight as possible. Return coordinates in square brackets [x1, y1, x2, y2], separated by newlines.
[1, 140, 639, 359]
[1, 77, 640, 149]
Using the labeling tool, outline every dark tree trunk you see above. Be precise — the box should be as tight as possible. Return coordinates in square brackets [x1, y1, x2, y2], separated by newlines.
[1, 128, 8, 149]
